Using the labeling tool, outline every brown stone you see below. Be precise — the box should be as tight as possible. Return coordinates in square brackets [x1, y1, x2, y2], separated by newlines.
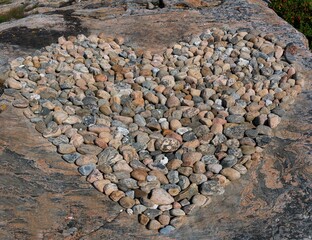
[58, 144, 76, 154]
[220, 168, 241, 181]
[182, 152, 202, 167]
[93, 179, 111, 192]
[139, 214, 150, 226]
[119, 196, 135, 208]
[149, 170, 169, 184]
[175, 183, 198, 201]
[158, 214, 171, 225]
[110, 190, 125, 202]
[167, 159, 183, 170]
[166, 95, 181, 108]
[95, 138, 108, 148]
[131, 169, 148, 181]
[95, 74, 107, 82]
[147, 219, 161, 230]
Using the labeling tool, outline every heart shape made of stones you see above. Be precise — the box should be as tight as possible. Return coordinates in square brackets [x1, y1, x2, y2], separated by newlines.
[3, 27, 303, 234]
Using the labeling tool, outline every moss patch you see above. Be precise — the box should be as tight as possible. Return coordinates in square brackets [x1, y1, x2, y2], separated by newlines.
[0, 0, 12, 5]
[0, 6, 26, 23]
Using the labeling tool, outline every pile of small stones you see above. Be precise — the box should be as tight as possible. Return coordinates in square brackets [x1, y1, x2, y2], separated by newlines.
[4, 28, 303, 234]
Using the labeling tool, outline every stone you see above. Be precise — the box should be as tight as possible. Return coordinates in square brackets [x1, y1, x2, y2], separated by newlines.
[131, 169, 148, 181]
[145, 92, 159, 104]
[93, 179, 110, 192]
[53, 112, 68, 124]
[149, 170, 169, 184]
[175, 183, 198, 201]
[132, 205, 147, 214]
[78, 163, 96, 176]
[98, 147, 122, 166]
[207, 164, 222, 174]
[233, 164, 248, 175]
[182, 152, 202, 167]
[159, 225, 176, 235]
[62, 153, 81, 163]
[257, 125, 273, 136]
[166, 95, 180, 108]
[76, 154, 98, 166]
[118, 178, 139, 191]
[6, 78, 23, 89]
[167, 170, 179, 184]
[139, 214, 150, 226]
[200, 181, 225, 196]
[70, 134, 84, 147]
[158, 214, 171, 225]
[147, 220, 161, 230]
[220, 168, 241, 181]
[183, 107, 200, 118]
[161, 75, 175, 88]
[77, 144, 103, 155]
[170, 216, 186, 228]
[224, 124, 246, 139]
[156, 138, 181, 152]
[119, 196, 135, 208]
[171, 209, 185, 216]
[268, 113, 281, 128]
[143, 209, 162, 219]
[192, 194, 208, 207]
[58, 144, 76, 154]
[228, 106, 246, 116]
[150, 188, 174, 205]
[201, 155, 218, 165]
[87, 169, 103, 183]
[110, 190, 126, 202]
[134, 114, 146, 127]
[189, 174, 207, 185]
[113, 160, 133, 172]
[220, 155, 238, 168]
[104, 183, 118, 196]
[12, 99, 29, 108]
[241, 145, 256, 155]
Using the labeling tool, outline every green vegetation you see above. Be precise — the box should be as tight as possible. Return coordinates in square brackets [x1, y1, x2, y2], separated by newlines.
[0, 0, 11, 4]
[269, 0, 312, 49]
[0, 6, 25, 23]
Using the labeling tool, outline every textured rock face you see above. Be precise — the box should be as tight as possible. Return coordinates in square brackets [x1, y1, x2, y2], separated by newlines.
[0, 0, 311, 239]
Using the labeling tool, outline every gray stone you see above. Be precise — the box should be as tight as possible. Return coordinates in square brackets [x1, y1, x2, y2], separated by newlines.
[134, 114, 146, 127]
[62, 153, 81, 163]
[167, 170, 179, 184]
[227, 115, 245, 123]
[201, 154, 218, 165]
[207, 164, 222, 173]
[220, 155, 238, 168]
[224, 125, 246, 139]
[118, 178, 139, 191]
[98, 147, 122, 166]
[78, 163, 96, 176]
[160, 225, 176, 235]
[200, 180, 225, 196]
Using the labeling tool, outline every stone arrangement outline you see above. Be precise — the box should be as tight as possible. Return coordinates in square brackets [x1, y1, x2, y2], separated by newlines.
[3, 27, 304, 234]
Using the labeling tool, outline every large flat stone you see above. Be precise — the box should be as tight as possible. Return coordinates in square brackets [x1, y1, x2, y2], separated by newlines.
[0, 0, 311, 238]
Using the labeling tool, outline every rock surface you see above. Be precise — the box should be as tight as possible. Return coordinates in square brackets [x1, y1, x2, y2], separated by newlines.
[0, 0, 311, 239]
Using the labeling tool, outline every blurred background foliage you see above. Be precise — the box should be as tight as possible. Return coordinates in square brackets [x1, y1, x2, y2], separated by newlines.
[269, 0, 312, 49]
